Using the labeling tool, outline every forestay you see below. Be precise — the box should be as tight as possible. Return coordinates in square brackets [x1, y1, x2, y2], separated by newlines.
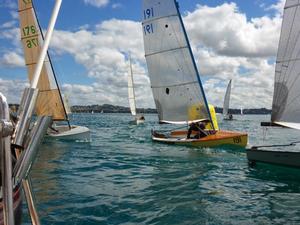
[128, 56, 137, 116]
[271, 0, 300, 129]
[142, 0, 211, 124]
[223, 79, 232, 116]
[18, 0, 67, 121]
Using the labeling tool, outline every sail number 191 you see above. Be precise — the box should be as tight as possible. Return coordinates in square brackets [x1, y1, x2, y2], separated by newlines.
[143, 7, 154, 35]
[143, 8, 154, 20]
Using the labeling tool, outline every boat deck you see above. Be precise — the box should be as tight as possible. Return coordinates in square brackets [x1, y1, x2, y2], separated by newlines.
[152, 130, 248, 148]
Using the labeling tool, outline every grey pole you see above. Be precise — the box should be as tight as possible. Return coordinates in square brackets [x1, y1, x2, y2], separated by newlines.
[0, 93, 15, 225]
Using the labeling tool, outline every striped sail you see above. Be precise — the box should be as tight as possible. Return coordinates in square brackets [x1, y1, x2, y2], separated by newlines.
[128, 55, 137, 116]
[142, 0, 211, 124]
[18, 0, 67, 121]
[271, 0, 300, 129]
[223, 79, 232, 116]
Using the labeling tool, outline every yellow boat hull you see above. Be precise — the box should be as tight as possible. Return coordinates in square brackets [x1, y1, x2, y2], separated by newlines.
[152, 130, 248, 148]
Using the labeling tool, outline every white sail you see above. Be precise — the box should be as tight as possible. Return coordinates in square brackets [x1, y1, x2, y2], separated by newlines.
[223, 79, 232, 117]
[128, 55, 137, 116]
[271, 0, 300, 129]
[142, 0, 211, 124]
[18, 0, 67, 121]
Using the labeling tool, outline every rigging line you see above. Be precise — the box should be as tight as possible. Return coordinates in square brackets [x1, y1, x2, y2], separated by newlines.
[175, 1, 213, 128]
[32, 1, 70, 123]
[274, 1, 300, 104]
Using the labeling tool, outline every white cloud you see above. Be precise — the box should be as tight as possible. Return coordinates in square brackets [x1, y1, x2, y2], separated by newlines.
[265, 0, 285, 16]
[112, 3, 122, 9]
[49, 19, 152, 107]
[0, 0, 17, 9]
[0, 0, 285, 109]
[0, 20, 16, 29]
[0, 52, 24, 68]
[0, 78, 29, 104]
[83, 0, 109, 8]
[184, 2, 281, 58]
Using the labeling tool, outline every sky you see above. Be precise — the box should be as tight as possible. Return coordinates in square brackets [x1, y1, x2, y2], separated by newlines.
[0, 0, 285, 109]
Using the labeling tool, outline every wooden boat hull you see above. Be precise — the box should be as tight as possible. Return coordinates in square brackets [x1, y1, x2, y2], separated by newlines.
[152, 130, 248, 148]
[47, 125, 90, 141]
[247, 148, 300, 168]
[0, 185, 22, 225]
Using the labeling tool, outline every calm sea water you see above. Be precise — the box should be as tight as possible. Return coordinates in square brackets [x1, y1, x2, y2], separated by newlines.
[22, 114, 300, 225]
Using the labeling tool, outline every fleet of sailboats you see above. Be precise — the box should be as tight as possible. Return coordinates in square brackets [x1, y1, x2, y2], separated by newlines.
[127, 54, 145, 125]
[18, 0, 90, 141]
[2, 0, 300, 223]
[142, 0, 247, 148]
[247, 0, 300, 168]
[223, 79, 233, 120]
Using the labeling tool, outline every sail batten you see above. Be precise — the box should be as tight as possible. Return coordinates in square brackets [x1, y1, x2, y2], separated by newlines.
[142, 0, 211, 124]
[18, 0, 67, 121]
[271, 0, 300, 126]
[145, 46, 188, 57]
[285, 3, 300, 10]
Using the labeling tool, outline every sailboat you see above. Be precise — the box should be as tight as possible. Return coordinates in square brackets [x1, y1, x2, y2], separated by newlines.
[247, 0, 300, 167]
[223, 79, 233, 120]
[142, 0, 247, 148]
[19, 0, 90, 141]
[240, 107, 243, 115]
[128, 54, 145, 125]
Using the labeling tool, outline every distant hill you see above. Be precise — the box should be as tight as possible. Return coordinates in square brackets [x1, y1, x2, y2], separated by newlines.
[9, 103, 271, 115]
[214, 107, 271, 115]
[71, 104, 157, 114]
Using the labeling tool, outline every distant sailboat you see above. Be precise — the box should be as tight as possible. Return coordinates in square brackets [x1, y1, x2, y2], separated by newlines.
[223, 79, 233, 120]
[128, 54, 145, 125]
[19, 0, 90, 141]
[247, 0, 300, 167]
[142, 0, 247, 147]
[240, 107, 243, 115]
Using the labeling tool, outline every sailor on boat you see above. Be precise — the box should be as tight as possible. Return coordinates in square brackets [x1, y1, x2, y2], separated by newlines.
[187, 122, 207, 139]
